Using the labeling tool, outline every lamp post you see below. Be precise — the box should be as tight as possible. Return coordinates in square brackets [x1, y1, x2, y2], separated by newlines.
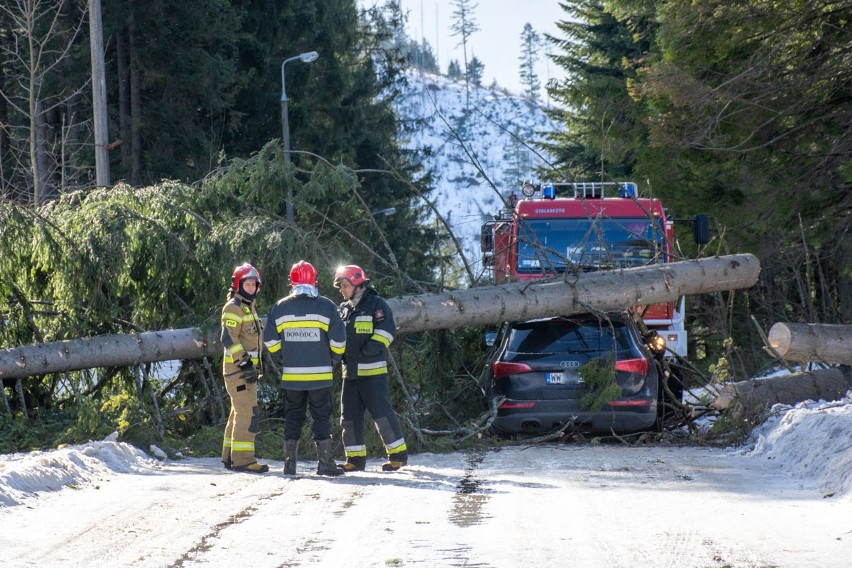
[281, 50, 319, 224]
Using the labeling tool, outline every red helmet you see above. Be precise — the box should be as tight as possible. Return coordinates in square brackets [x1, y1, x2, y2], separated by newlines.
[289, 260, 317, 286]
[231, 263, 261, 290]
[334, 265, 367, 287]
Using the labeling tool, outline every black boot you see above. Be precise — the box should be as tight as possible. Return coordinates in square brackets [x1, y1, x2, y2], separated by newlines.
[315, 439, 344, 477]
[338, 456, 367, 472]
[382, 450, 408, 472]
[283, 439, 299, 475]
[233, 461, 269, 474]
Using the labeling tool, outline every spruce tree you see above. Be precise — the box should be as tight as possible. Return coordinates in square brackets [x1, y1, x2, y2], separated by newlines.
[519, 23, 541, 101]
[449, 0, 479, 107]
[542, 0, 650, 181]
[466, 56, 485, 87]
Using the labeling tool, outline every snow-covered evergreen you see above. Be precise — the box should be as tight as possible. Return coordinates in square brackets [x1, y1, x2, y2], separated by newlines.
[393, 71, 556, 283]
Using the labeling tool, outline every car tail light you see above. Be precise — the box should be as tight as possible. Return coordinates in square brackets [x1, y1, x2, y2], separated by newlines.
[492, 361, 533, 380]
[499, 401, 536, 409]
[608, 398, 653, 407]
[614, 358, 648, 375]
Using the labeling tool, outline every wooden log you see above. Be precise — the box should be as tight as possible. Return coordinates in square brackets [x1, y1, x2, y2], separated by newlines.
[767, 322, 852, 365]
[712, 366, 852, 411]
[0, 328, 218, 380]
[0, 253, 760, 379]
[392, 253, 760, 332]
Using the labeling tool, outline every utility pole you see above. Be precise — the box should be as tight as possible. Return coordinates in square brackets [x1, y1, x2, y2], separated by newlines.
[89, 0, 110, 187]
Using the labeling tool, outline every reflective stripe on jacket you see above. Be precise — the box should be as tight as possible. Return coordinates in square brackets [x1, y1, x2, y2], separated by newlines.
[220, 293, 263, 376]
[263, 293, 346, 390]
[339, 288, 396, 379]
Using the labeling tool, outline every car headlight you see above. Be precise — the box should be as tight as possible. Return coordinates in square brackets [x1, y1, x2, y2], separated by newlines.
[646, 332, 666, 354]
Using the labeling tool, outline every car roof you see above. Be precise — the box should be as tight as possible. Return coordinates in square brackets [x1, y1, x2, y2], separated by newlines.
[511, 311, 631, 326]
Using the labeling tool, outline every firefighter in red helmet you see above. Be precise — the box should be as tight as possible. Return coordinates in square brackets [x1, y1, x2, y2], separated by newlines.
[220, 263, 268, 473]
[263, 260, 347, 476]
[334, 264, 408, 471]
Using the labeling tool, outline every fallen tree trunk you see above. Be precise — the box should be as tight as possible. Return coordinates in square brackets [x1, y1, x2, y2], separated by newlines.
[392, 254, 759, 332]
[0, 328, 219, 381]
[0, 253, 760, 380]
[712, 366, 852, 411]
[767, 322, 852, 365]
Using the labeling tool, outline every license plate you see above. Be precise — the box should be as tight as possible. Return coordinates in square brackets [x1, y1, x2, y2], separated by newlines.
[546, 372, 564, 384]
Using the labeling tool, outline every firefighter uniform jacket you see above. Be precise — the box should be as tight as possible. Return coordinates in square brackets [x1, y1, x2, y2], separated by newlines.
[263, 292, 346, 390]
[220, 292, 263, 377]
[339, 287, 396, 379]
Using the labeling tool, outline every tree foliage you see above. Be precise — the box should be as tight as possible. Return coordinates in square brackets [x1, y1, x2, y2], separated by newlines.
[545, 0, 851, 378]
[449, 0, 480, 106]
[0, 1, 465, 453]
[466, 55, 485, 87]
[519, 23, 542, 100]
[0, 141, 475, 452]
[542, 0, 651, 181]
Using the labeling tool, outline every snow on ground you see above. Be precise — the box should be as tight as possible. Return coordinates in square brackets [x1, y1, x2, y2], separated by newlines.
[4, 394, 850, 508]
[1, 394, 851, 567]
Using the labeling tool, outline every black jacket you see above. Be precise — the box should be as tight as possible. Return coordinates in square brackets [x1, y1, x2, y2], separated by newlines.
[339, 288, 395, 379]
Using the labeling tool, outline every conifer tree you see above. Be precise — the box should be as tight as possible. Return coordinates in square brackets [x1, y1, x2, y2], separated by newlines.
[543, 0, 649, 181]
[466, 55, 485, 87]
[449, 0, 479, 107]
[447, 59, 463, 80]
[519, 23, 541, 100]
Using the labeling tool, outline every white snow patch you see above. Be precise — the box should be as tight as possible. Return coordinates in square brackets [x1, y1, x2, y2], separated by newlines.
[0, 440, 159, 507]
[744, 392, 852, 496]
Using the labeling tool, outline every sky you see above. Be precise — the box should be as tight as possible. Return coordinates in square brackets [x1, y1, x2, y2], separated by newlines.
[2, 390, 851, 566]
[384, 0, 568, 97]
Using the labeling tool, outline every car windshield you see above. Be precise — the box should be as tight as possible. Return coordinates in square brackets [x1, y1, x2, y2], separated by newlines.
[507, 317, 634, 356]
[516, 217, 665, 273]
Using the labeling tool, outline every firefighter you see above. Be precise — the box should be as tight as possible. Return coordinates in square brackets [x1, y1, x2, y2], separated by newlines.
[333, 265, 408, 472]
[220, 263, 268, 473]
[263, 260, 347, 477]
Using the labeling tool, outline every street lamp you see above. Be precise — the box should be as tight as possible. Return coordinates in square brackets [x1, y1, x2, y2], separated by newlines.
[281, 50, 319, 224]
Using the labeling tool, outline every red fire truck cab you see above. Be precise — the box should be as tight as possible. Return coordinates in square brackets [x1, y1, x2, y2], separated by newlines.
[480, 181, 709, 357]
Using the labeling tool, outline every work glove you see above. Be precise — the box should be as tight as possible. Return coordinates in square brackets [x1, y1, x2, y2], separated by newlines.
[237, 358, 259, 384]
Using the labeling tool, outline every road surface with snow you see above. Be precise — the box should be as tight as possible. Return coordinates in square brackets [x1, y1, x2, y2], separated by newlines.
[2, 414, 851, 568]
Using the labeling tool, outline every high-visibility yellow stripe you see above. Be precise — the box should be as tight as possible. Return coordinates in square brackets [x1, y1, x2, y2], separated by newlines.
[373, 328, 394, 345]
[357, 366, 387, 376]
[357, 361, 387, 376]
[386, 438, 407, 453]
[344, 445, 368, 458]
[231, 441, 255, 452]
[223, 313, 258, 324]
[276, 320, 329, 333]
[370, 333, 391, 347]
[282, 372, 334, 381]
[330, 344, 345, 355]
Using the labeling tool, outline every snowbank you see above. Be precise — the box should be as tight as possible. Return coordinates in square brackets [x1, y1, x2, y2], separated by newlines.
[0, 436, 160, 507]
[744, 392, 852, 497]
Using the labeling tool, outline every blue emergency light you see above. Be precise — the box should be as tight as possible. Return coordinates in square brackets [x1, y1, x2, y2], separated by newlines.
[542, 184, 556, 199]
[619, 182, 638, 198]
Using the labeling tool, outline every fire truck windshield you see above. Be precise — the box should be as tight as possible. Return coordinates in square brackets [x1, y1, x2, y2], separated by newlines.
[516, 217, 666, 273]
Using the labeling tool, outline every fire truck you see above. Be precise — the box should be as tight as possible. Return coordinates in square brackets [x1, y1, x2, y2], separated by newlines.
[480, 181, 709, 357]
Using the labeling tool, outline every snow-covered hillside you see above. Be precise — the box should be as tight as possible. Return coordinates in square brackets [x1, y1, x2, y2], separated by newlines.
[393, 72, 556, 283]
